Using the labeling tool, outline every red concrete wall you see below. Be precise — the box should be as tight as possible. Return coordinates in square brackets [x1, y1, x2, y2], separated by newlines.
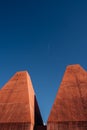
[0, 123, 33, 130]
[47, 65, 87, 130]
[47, 122, 87, 130]
[0, 71, 43, 130]
[48, 65, 87, 122]
[0, 71, 34, 124]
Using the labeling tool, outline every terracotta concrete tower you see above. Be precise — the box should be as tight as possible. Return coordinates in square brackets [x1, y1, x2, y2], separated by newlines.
[47, 64, 87, 130]
[0, 71, 43, 130]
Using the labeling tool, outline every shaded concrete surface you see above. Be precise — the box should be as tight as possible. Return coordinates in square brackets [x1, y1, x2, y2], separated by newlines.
[34, 95, 44, 130]
[47, 64, 87, 130]
[34, 125, 47, 130]
[35, 96, 43, 125]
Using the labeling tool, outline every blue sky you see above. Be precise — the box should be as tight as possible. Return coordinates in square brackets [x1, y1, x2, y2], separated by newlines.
[0, 0, 87, 123]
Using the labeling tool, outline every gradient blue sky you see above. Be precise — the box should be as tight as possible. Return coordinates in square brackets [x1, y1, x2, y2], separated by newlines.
[0, 0, 87, 123]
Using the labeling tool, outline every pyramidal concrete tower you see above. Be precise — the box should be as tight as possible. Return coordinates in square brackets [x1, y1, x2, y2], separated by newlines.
[47, 64, 87, 130]
[0, 71, 43, 130]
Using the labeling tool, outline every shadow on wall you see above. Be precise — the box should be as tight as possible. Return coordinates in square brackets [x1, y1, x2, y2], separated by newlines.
[34, 95, 47, 130]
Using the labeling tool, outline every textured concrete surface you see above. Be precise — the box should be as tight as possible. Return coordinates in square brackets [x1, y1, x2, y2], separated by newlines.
[0, 71, 43, 130]
[0, 123, 33, 130]
[47, 64, 87, 130]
